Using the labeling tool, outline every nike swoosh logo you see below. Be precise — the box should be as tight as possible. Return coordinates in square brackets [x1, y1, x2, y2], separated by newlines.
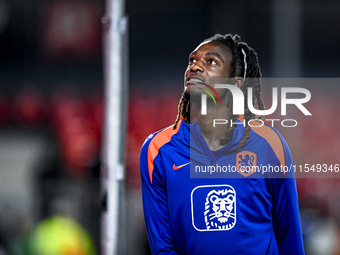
[173, 162, 191, 170]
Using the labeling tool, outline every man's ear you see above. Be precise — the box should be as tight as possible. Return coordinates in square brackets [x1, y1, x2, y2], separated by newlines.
[234, 77, 244, 89]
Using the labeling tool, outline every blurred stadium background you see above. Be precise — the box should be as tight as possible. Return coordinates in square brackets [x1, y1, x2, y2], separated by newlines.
[0, 0, 340, 254]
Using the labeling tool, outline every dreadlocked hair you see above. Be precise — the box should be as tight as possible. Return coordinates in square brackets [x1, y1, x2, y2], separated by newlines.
[173, 96, 189, 129]
[173, 34, 265, 152]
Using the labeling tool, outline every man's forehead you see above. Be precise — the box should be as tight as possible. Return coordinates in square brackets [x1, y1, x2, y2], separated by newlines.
[190, 41, 232, 60]
[191, 40, 212, 53]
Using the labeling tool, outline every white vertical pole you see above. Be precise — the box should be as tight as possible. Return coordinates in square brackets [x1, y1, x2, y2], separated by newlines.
[101, 0, 128, 254]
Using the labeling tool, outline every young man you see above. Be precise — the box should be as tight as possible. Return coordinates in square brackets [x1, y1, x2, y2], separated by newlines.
[140, 34, 305, 254]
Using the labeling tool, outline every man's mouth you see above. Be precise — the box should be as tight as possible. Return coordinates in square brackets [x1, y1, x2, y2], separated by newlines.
[186, 77, 205, 85]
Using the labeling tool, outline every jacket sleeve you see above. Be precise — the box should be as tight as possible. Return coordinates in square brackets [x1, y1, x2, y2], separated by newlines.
[140, 136, 180, 255]
[271, 132, 305, 255]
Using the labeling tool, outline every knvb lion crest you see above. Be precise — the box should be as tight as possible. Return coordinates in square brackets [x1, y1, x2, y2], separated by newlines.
[236, 150, 257, 177]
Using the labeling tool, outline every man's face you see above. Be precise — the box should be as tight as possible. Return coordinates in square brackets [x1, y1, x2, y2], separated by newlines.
[184, 40, 233, 100]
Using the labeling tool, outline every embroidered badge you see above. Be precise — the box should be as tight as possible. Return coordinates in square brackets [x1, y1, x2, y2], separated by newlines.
[191, 185, 236, 231]
[236, 150, 257, 177]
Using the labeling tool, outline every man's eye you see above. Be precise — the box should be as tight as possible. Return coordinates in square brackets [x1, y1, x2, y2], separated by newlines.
[208, 59, 218, 65]
[189, 58, 196, 63]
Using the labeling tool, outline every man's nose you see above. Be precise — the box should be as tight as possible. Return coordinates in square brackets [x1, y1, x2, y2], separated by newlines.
[190, 61, 204, 73]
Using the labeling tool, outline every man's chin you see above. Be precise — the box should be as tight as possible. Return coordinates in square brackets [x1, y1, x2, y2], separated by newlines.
[183, 87, 203, 103]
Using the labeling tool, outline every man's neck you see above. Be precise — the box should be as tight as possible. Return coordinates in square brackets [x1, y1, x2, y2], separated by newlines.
[190, 101, 233, 151]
